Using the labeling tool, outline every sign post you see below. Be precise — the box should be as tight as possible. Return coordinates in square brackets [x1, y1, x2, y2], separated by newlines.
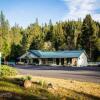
[0, 52, 1, 66]
[0, 52, 1, 76]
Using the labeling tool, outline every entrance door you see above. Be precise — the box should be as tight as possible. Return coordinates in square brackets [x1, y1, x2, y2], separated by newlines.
[67, 58, 72, 65]
[33, 59, 39, 65]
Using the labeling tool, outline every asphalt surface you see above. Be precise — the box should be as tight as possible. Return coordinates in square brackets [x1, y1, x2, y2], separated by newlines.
[15, 65, 100, 83]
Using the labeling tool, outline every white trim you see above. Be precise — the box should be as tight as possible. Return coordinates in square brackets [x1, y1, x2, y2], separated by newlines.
[0, 52, 1, 57]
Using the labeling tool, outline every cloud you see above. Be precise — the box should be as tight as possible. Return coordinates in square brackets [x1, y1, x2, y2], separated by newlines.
[63, 0, 100, 21]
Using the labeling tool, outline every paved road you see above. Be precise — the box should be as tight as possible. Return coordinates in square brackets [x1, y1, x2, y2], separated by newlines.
[15, 65, 100, 83]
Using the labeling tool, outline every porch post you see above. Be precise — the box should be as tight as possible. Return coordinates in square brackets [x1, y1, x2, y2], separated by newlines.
[27, 59, 29, 64]
[45, 59, 48, 65]
[39, 58, 42, 65]
[54, 58, 56, 64]
[64, 58, 67, 66]
[20, 58, 21, 62]
[59, 58, 61, 65]
[30, 59, 33, 64]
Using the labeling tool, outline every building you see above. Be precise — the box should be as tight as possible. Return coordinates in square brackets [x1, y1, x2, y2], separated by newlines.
[19, 50, 88, 67]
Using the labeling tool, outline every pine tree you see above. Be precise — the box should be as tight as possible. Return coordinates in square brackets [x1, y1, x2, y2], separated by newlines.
[0, 11, 11, 61]
[80, 14, 97, 60]
[63, 21, 75, 50]
[45, 19, 54, 41]
[53, 22, 65, 50]
[21, 32, 29, 53]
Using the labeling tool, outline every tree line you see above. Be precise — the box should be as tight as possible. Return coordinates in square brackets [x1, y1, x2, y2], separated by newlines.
[0, 11, 100, 62]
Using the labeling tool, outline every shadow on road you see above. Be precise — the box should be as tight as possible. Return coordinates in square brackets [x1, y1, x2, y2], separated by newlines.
[15, 65, 100, 71]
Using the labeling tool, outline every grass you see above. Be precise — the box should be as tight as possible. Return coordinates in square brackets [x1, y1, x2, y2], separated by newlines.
[0, 65, 18, 77]
[0, 77, 60, 100]
[29, 76, 100, 97]
[0, 75, 100, 100]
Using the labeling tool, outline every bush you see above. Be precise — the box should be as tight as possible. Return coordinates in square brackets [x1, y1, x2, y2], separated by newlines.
[13, 76, 32, 86]
[0, 65, 18, 77]
[26, 76, 32, 80]
[20, 76, 32, 81]
[39, 80, 47, 88]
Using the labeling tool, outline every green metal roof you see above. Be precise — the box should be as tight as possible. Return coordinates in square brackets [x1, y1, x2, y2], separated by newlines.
[29, 50, 84, 58]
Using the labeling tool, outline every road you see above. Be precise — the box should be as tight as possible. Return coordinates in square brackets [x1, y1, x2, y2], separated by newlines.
[15, 65, 100, 83]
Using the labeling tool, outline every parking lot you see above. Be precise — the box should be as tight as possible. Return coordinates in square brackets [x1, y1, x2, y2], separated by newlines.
[15, 65, 100, 83]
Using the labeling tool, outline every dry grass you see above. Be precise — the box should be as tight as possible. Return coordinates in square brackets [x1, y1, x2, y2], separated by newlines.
[0, 78, 59, 100]
[9, 75, 100, 100]
[32, 76, 100, 98]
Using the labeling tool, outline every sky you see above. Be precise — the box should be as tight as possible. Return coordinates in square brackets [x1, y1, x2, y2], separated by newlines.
[0, 0, 100, 28]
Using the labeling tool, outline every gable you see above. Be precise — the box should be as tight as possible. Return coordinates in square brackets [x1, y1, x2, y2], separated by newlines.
[19, 52, 38, 59]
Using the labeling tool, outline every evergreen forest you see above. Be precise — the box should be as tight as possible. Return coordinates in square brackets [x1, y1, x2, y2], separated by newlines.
[0, 11, 100, 62]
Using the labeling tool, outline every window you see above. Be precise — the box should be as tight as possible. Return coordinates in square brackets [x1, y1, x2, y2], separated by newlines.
[47, 58, 53, 64]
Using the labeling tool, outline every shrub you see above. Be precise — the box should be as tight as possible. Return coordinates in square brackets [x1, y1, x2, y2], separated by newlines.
[39, 80, 47, 88]
[0, 65, 18, 77]
[26, 76, 32, 81]
[20, 77, 26, 81]
[20, 76, 32, 81]
[14, 76, 32, 87]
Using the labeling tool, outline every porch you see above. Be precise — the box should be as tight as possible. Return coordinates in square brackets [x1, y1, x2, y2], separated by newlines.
[20, 58, 78, 66]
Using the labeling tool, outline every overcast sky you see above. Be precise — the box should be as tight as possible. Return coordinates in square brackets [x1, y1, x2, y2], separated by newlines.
[0, 0, 100, 27]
